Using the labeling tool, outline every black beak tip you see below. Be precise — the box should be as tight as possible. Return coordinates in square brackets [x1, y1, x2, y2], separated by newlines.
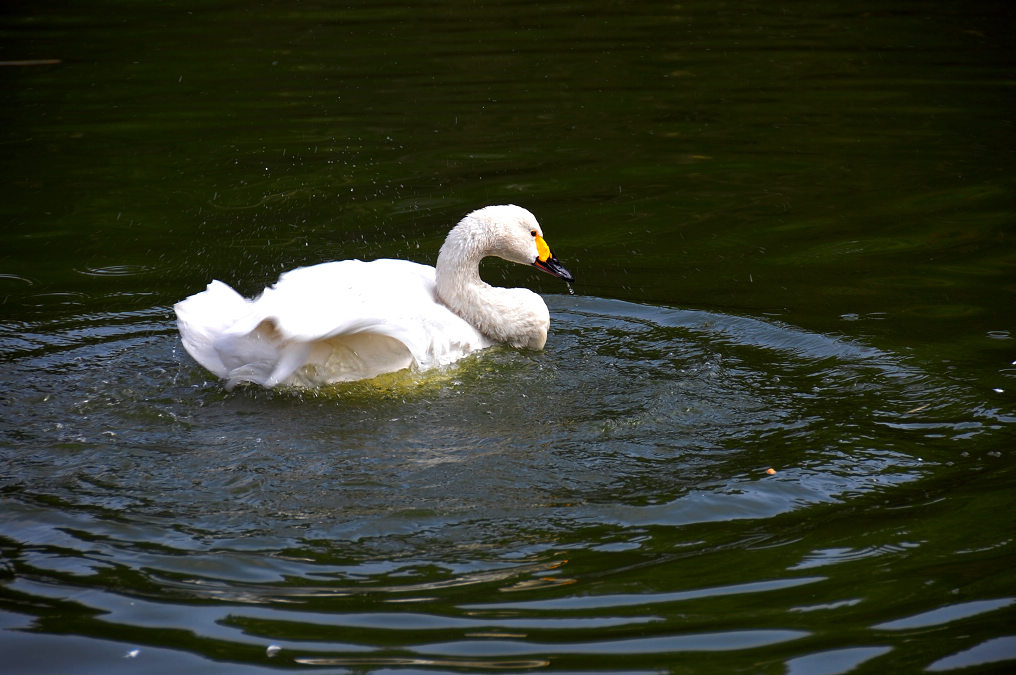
[535, 257, 574, 283]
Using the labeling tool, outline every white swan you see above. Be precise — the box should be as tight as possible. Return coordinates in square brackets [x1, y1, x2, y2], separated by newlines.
[174, 204, 574, 389]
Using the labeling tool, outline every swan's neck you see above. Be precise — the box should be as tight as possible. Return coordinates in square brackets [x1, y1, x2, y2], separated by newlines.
[434, 219, 548, 350]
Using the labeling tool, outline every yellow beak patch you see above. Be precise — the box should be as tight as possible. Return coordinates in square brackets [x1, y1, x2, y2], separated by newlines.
[535, 234, 552, 262]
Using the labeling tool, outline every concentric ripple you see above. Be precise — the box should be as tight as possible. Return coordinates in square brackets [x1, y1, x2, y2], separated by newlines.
[0, 296, 1010, 672]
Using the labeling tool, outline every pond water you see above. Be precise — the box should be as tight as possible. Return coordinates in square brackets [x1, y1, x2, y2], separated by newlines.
[2, 1, 1014, 673]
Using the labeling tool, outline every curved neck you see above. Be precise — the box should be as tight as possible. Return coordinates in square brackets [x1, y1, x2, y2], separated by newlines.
[435, 220, 493, 323]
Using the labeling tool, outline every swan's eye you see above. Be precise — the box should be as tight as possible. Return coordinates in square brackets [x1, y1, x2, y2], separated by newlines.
[530, 230, 537, 237]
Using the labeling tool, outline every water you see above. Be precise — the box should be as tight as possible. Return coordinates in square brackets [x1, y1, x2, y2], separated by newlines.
[2, 1, 1014, 673]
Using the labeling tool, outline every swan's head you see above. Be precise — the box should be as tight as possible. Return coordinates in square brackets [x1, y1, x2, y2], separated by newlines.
[459, 204, 574, 283]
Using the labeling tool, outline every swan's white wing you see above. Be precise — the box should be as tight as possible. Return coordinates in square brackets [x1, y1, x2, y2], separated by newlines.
[237, 259, 491, 363]
[176, 259, 493, 388]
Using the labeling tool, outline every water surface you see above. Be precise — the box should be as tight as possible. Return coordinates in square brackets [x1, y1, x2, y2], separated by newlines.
[2, 1, 1014, 673]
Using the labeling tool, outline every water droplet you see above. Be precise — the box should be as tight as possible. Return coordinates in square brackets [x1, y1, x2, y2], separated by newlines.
[124, 649, 140, 659]
[266, 645, 282, 657]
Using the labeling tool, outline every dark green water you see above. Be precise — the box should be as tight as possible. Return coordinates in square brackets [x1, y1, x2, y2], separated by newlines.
[2, 1, 1014, 673]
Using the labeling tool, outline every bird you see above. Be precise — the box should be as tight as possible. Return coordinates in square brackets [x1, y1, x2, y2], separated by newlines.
[174, 204, 574, 389]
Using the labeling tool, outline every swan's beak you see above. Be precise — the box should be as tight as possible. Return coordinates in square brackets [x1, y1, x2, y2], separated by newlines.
[533, 235, 575, 283]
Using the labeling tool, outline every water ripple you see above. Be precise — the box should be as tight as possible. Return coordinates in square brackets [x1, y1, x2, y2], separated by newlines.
[0, 295, 1010, 671]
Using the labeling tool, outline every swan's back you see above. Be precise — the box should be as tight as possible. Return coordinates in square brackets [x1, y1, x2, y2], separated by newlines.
[175, 259, 492, 389]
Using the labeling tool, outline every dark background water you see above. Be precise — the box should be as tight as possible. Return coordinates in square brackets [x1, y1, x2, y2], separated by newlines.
[1, 1, 1014, 673]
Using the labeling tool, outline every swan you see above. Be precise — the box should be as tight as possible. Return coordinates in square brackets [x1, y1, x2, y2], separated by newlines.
[174, 204, 574, 389]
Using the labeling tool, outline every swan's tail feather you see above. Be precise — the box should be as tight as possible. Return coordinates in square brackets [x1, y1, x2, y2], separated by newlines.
[174, 280, 251, 380]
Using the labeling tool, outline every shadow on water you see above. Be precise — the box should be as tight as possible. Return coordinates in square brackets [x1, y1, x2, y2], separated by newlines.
[1, 295, 1012, 672]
